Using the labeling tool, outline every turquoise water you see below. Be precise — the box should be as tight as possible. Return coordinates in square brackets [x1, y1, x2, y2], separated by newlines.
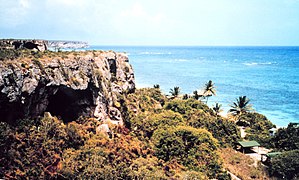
[90, 46, 299, 127]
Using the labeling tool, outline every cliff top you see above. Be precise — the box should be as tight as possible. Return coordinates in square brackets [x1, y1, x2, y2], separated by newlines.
[0, 39, 89, 51]
[0, 49, 124, 64]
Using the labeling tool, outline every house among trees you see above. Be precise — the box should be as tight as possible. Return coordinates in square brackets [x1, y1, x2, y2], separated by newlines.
[237, 140, 260, 154]
[261, 152, 282, 165]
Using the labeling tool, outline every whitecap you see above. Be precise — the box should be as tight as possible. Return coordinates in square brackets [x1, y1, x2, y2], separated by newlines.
[174, 59, 188, 62]
[139, 52, 172, 55]
[243, 62, 258, 66]
[243, 62, 276, 66]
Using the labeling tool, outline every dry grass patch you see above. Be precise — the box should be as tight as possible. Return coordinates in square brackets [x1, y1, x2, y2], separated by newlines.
[220, 147, 270, 180]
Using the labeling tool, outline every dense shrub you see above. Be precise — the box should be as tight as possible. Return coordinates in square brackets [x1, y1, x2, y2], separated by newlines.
[126, 88, 166, 114]
[130, 110, 184, 139]
[268, 150, 299, 179]
[0, 87, 242, 179]
[164, 98, 240, 146]
[187, 110, 240, 146]
[152, 126, 229, 179]
[271, 123, 299, 151]
[60, 134, 152, 179]
[0, 115, 68, 179]
[0, 49, 22, 60]
[240, 112, 275, 147]
[164, 98, 212, 116]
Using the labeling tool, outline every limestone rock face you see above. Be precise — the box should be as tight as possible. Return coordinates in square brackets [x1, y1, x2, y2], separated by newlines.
[0, 39, 48, 51]
[0, 50, 135, 125]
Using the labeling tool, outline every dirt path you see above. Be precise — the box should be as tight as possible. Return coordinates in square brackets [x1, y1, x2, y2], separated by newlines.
[239, 126, 247, 138]
[246, 147, 272, 167]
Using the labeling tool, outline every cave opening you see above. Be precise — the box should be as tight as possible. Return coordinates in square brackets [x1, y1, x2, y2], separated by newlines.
[46, 86, 94, 122]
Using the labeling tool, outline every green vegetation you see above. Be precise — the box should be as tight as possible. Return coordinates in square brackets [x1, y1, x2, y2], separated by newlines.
[202, 80, 216, 103]
[229, 96, 253, 122]
[0, 49, 22, 60]
[0, 87, 240, 179]
[271, 123, 299, 151]
[169, 86, 180, 98]
[268, 149, 299, 179]
[164, 98, 239, 146]
[152, 126, 228, 178]
[220, 148, 269, 180]
[241, 112, 275, 147]
[192, 90, 201, 100]
[213, 102, 223, 116]
[0, 48, 111, 63]
[0, 52, 294, 180]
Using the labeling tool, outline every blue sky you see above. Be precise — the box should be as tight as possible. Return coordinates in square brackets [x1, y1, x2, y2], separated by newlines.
[1, 0, 299, 46]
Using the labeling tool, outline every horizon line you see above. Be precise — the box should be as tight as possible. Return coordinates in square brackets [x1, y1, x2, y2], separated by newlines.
[89, 44, 299, 47]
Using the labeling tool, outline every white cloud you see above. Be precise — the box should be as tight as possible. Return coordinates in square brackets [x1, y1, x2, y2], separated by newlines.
[115, 2, 172, 39]
[0, 0, 32, 27]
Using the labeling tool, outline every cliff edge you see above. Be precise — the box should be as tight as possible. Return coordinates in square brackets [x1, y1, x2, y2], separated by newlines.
[0, 39, 88, 51]
[0, 50, 135, 126]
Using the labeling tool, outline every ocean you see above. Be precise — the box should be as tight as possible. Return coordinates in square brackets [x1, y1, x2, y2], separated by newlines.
[89, 46, 299, 127]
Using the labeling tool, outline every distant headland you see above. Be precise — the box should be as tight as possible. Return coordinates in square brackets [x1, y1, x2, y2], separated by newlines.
[0, 39, 89, 51]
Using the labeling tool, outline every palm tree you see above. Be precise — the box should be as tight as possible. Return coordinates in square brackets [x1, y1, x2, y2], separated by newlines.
[228, 96, 253, 121]
[169, 86, 180, 98]
[183, 94, 189, 100]
[213, 102, 223, 116]
[153, 84, 160, 89]
[192, 90, 202, 100]
[203, 80, 216, 104]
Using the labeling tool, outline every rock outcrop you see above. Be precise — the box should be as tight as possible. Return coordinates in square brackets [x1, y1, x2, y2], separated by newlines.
[0, 39, 48, 51]
[0, 50, 135, 126]
[48, 41, 89, 49]
[0, 39, 89, 51]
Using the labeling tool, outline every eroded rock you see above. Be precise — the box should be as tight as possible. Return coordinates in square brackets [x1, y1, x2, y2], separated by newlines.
[0, 50, 135, 126]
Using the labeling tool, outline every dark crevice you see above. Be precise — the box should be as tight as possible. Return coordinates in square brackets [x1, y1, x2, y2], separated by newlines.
[46, 86, 95, 122]
[0, 101, 23, 125]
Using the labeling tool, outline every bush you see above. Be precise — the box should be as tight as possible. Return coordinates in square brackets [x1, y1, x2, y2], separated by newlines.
[269, 150, 299, 179]
[152, 126, 227, 178]
[130, 110, 184, 139]
[271, 123, 299, 151]
[240, 112, 275, 147]
[187, 109, 240, 146]
[0, 115, 68, 179]
[60, 134, 152, 179]
[164, 98, 212, 116]
[164, 98, 240, 146]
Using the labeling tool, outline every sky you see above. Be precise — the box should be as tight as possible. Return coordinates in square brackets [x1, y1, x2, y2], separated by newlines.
[1, 0, 299, 46]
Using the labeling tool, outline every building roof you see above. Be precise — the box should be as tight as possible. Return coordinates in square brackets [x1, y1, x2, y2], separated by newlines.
[238, 141, 260, 148]
[266, 152, 282, 157]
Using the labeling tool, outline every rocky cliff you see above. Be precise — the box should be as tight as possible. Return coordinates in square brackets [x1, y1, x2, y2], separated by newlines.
[0, 39, 48, 51]
[48, 40, 89, 49]
[0, 39, 89, 51]
[0, 50, 135, 126]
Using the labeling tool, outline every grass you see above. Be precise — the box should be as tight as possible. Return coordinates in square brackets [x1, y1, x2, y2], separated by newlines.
[0, 49, 113, 63]
[220, 147, 270, 180]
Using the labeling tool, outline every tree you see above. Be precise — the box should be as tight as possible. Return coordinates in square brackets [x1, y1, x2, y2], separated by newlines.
[213, 103, 222, 116]
[192, 90, 202, 100]
[228, 96, 252, 121]
[182, 94, 189, 100]
[271, 123, 299, 151]
[269, 150, 299, 179]
[151, 126, 229, 179]
[202, 80, 216, 104]
[169, 86, 180, 98]
[153, 84, 160, 89]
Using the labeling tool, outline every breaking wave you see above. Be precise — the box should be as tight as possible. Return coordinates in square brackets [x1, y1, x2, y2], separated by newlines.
[243, 62, 277, 66]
